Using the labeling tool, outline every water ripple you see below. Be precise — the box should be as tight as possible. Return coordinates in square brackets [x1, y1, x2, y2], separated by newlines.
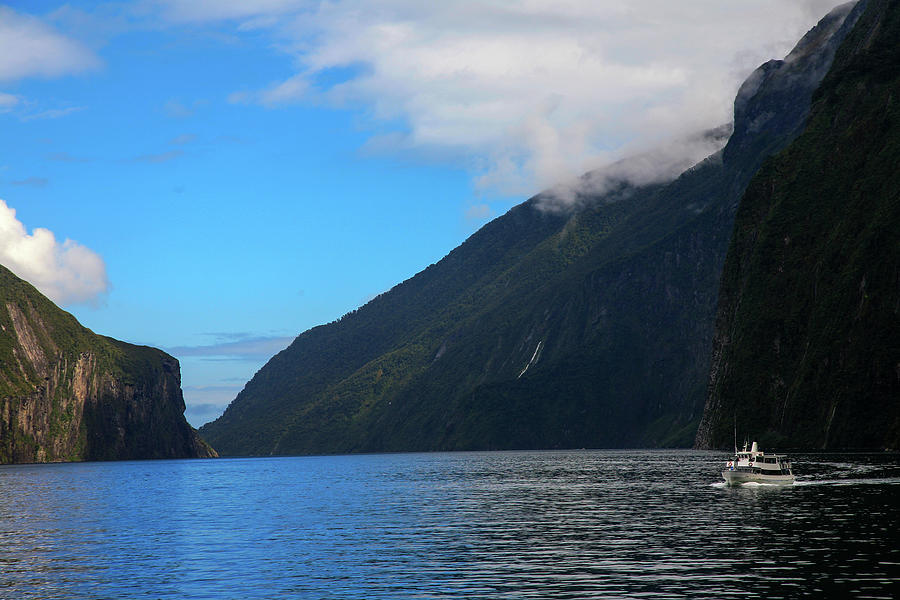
[1, 450, 898, 599]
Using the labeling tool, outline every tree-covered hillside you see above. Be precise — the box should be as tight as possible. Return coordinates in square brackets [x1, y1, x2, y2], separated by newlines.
[201, 2, 863, 456]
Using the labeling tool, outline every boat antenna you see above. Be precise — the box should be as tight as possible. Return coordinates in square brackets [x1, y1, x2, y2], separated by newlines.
[733, 414, 738, 455]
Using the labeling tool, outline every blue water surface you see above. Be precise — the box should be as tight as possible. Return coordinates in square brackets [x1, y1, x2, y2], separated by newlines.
[1, 450, 898, 599]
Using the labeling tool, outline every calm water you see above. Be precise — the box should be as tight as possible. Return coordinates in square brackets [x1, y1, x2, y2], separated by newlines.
[1, 450, 898, 599]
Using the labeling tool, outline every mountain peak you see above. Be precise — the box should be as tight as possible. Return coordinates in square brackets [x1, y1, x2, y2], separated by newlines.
[727, 0, 864, 168]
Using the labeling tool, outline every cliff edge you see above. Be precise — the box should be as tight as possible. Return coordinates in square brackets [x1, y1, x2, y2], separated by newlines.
[1, 264, 217, 463]
[695, 0, 899, 450]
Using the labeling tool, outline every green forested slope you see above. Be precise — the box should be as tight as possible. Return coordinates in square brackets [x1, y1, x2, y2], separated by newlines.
[201, 2, 863, 456]
[696, 0, 900, 450]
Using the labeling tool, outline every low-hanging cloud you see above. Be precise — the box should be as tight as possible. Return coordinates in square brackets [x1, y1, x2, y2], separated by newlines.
[160, 0, 849, 199]
[538, 124, 733, 211]
[0, 199, 109, 306]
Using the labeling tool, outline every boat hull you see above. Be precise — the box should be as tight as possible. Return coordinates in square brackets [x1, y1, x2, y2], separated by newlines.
[722, 470, 794, 485]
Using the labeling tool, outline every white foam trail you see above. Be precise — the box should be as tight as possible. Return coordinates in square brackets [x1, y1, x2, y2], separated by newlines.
[793, 477, 900, 487]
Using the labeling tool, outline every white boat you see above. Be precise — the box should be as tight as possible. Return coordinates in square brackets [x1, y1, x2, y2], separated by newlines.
[722, 440, 794, 485]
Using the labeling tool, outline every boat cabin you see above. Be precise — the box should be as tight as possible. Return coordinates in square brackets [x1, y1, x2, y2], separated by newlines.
[726, 441, 793, 476]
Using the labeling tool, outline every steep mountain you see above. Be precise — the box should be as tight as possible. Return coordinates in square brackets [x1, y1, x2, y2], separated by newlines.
[1, 264, 217, 463]
[201, 2, 863, 456]
[696, 0, 899, 451]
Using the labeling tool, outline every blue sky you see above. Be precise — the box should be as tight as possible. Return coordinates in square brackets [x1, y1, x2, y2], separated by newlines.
[0, 0, 844, 426]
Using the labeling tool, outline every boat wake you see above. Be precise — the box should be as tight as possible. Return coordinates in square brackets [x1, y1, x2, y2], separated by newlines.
[708, 481, 788, 488]
[709, 477, 900, 488]
[793, 477, 900, 487]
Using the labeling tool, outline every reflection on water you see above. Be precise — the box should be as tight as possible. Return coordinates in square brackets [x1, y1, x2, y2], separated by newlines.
[1, 451, 898, 599]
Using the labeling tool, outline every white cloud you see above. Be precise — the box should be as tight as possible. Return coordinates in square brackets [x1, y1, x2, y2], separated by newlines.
[0, 7, 99, 81]
[465, 204, 492, 222]
[163, 0, 849, 196]
[182, 389, 240, 427]
[0, 91, 19, 111]
[21, 106, 86, 121]
[181, 384, 245, 427]
[46, 151, 90, 163]
[155, 0, 309, 23]
[538, 124, 732, 211]
[11, 176, 49, 187]
[163, 99, 193, 118]
[258, 75, 309, 107]
[168, 335, 294, 360]
[0, 199, 109, 306]
[132, 149, 183, 164]
[163, 98, 208, 118]
[168, 133, 197, 145]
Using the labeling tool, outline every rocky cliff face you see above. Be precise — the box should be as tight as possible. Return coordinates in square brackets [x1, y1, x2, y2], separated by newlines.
[1, 265, 217, 463]
[695, 0, 899, 450]
[200, 3, 865, 456]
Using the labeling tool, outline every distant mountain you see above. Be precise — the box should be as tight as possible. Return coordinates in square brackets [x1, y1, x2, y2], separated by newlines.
[695, 0, 899, 451]
[201, 2, 863, 456]
[0, 264, 216, 463]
